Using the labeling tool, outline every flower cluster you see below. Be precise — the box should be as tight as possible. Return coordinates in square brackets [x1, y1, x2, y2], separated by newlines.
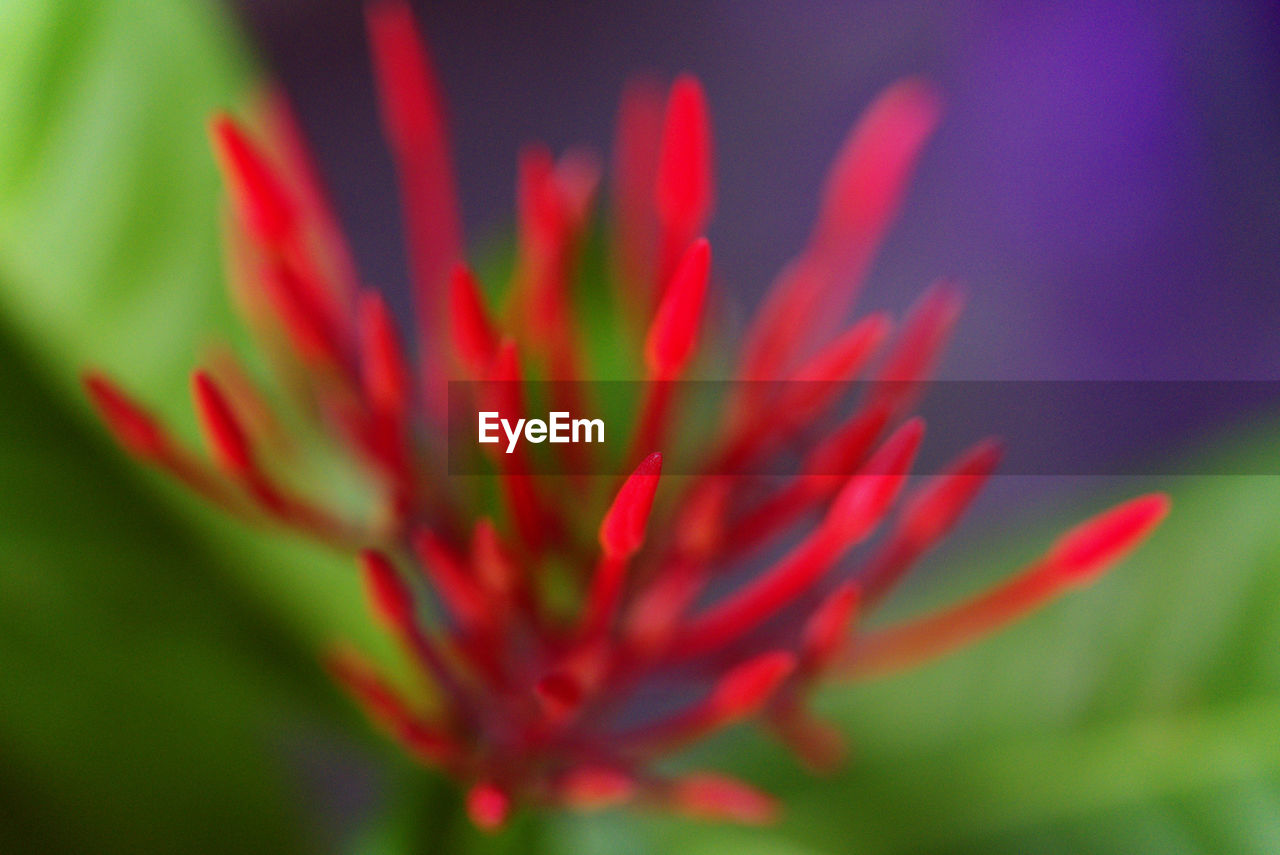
[85, 0, 1168, 830]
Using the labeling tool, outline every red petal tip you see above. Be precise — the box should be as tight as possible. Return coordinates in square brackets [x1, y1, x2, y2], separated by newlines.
[869, 416, 926, 472]
[802, 583, 862, 666]
[826, 417, 924, 535]
[359, 550, 415, 629]
[517, 143, 564, 249]
[877, 279, 965, 384]
[559, 767, 636, 809]
[645, 238, 711, 376]
[191, 370, 253, 474]
[327, 648, 459, 769]
[466, 782, 511, 831]
[366, 0, 463, 343]
[83, 373, 168, 459]
[898, 437, 1002, 545]
[325, 648, 404, 725]
[811, 77, 941, 261]
[612, 77, 664, 287]
[793, 312, 893, 384]
[357, 290, 411, 416]
[599, 452, 664, 558]
[448, 264, 499, 371]
[209, 114, 295, 243]
[365, 0, 447, 148]
[1047, 493, 1170, 584]
[657, 75, 713, 234]
[670, 774, 778, 825]
[711, 651, 796, 721]
[847, 493, 1169, 679]
[805, 401, 892, 475]
[555, 146, 603, 230]
[410, 528, 489, 627]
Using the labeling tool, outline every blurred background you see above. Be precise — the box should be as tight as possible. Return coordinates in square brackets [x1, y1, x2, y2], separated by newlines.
[232, 0, 1280, 384]
[0, 0, 1278, 853]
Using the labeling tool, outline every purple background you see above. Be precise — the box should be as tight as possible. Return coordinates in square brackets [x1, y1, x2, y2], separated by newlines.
[228, 0, 1280, 390]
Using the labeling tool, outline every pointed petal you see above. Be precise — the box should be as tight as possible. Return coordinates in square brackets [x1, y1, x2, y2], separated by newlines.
[738, 80, 940, 376]
[847, 494, 1170, 678]
[326, 648, 458, 767]
[678, 420, 920, 655]
[861, 438, 1002, 607]
[875, 279, 964, 386]
[821, 417, 924, 543]
[465, 781, 511, 831]
[448, 264, 499, 372]
[357, 289, 411, 419]
[792, 312, 892, 384]
[656, 75, 713, 239]
[359, 549, 415, 630]
[599, 452, 665, 558]
[645, 238, 711, 377]
[1046, 493, 1172, 584]
[360, 551, 477, 719]
[258, 85, 360, 297]
[261, 259, 350, 369]
[517, 144, 565, 253]
[409, 529, 489, 628]
[366, 1, 453, 157]
[668, 774, 777, 824]
[192, 370, 254, 474]
[558, 767, 636, 809]
[209, 114, 296, 244]
[365, 0, 462, 400]
[554, 147, 602, 236]
[809, 78, 941, 267]
[803, 400, 892, 477]
[801, 583, 861, 669]
[583, 453, 665, 637]
[612, 76, 665, 291]
[898, 439, 1002, 546]
[709, 651, 796, 724]
[725, 312, 891, 467]
[83, 373, 170, 460]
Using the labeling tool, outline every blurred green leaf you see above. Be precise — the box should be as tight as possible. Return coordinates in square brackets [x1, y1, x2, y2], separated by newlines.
[0, 0, 390, 653]
[3, 1, 1279, 854]
[0, 0, 250, 419]
[0, 312, 343, 853]
[0, 1, 390, 851]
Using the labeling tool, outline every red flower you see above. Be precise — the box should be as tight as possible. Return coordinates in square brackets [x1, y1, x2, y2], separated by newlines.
[84, 0, 1168, 830]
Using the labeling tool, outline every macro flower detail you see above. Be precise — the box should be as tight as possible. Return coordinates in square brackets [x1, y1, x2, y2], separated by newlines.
[82, 0, 1170, 832]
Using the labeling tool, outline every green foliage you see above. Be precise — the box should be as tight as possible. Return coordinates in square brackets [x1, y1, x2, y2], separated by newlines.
[0, 0, 389, 652]
[0, 1, 1277, 853]
[0, 1, 387, 852]
[0, 0, 247, 422]
[0, 313, 330, 854]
